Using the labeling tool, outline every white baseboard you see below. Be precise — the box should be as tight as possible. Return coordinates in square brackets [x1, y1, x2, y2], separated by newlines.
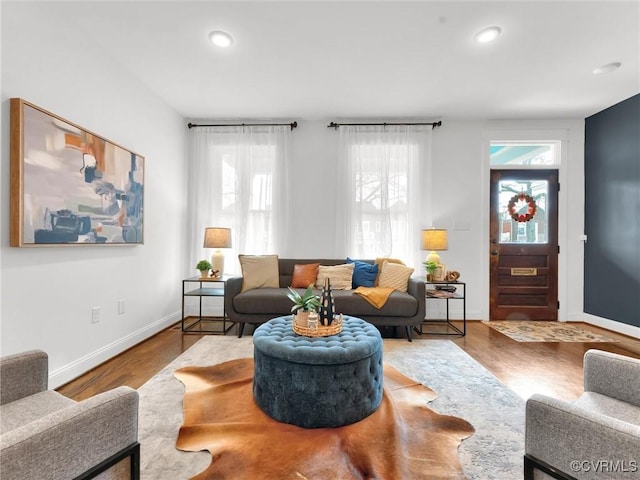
[49, 312, 180, 389]
[581, 313, 640, 339]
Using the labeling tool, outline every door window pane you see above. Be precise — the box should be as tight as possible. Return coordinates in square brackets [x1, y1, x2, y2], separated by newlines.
[498, 179, 548, 244]
[490, 142, 559, 166]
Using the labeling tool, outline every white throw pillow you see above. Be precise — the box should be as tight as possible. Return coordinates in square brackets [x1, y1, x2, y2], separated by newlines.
[378, 261, 414, 292]
[315, 263, 355, 290]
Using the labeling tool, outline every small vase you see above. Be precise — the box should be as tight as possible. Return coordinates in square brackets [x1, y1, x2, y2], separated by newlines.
[294, 311, 309, 327]
[200, 270, 209, 279]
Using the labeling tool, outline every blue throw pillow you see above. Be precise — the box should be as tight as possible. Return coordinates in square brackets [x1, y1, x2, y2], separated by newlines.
[346, 258, 378, 288]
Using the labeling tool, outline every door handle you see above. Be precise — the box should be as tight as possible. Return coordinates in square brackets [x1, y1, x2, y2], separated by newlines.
[491, 239, 498, 244]
[491, 250, 499, 256]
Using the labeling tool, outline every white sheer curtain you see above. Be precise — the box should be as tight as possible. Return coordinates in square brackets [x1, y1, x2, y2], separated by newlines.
[336, 124, 431, 268]
[187, 125, 291, 274]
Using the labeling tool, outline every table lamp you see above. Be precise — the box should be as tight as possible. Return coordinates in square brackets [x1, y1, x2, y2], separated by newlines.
[421, 228, 448, 264]
[203, 227, 232, 277]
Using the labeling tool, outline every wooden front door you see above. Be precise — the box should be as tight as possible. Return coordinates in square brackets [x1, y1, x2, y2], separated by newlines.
[489, 169, 559, 320]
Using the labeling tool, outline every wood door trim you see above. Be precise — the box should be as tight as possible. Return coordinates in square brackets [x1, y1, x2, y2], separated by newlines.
[489, 169, 559, 320]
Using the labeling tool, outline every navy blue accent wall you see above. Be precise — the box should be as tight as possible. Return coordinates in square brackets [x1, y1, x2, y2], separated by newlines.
[584, 94, 640, 327]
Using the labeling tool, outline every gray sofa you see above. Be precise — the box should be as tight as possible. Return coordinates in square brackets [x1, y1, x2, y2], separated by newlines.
[0, 350, 139, 480]
[224, 258, 426, 341]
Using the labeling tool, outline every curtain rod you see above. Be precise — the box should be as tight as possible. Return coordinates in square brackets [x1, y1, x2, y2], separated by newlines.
[327, 121, 442, 129]
[187, 121, 298, 130]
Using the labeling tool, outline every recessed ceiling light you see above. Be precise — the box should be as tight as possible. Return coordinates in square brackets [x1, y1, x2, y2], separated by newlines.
[209, 31, 233, 48]
[475, 26, 502, 44]
[592, 62, 622, 75]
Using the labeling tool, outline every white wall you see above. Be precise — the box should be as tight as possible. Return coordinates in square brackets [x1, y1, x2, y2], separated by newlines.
[0, 2, 189, 387]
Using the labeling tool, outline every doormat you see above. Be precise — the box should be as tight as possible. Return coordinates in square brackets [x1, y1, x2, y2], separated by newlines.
[483, 321, 619, 343]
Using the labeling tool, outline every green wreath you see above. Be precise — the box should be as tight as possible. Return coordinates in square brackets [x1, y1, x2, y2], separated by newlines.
[507, 193, 537, 223]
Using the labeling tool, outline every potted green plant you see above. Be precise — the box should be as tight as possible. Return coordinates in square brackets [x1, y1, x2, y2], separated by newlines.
[196, 259, 212, 279]
[286, 285, 321, 327]
[424, 261, 438, 282]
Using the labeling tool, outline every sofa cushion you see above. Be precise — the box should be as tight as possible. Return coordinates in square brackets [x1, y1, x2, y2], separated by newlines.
[347, 258, 379, 288]
[332, 290, 418, 317]
[378, 261, 414, 293]
[234, 288, 295, 314]
[0, 390, 75, 434]
[239, 255, 279, 292]
[290, 263, 320, 288]
[572, 391, 640, 425]
[233, 288, 418, 318]
[315, 263, 355, 290]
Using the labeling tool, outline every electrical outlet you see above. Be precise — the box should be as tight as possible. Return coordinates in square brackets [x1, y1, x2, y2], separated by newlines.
[91, 307, 101, 324]
[118, 299, 126, 315]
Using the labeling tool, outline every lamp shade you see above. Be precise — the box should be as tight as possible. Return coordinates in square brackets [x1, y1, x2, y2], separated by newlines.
[421, 229, 448, 251]
[203, 227, 232, 248]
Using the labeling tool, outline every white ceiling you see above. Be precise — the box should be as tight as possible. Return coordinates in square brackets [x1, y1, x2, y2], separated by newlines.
[43, 1, 640, 121]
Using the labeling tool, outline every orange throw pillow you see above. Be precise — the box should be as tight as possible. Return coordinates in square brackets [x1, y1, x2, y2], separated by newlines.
[291, 263, 320, 288]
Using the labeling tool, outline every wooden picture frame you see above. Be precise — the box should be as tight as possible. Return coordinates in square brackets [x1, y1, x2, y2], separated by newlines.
[433, 264, 446, 282]
[10, 98, 144, 246]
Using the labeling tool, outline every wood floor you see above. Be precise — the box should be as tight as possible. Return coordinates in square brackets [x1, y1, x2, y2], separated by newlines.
[57, 319, 640, 402]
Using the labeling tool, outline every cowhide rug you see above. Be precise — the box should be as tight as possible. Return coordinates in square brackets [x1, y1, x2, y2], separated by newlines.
[175, 358, 474, 479]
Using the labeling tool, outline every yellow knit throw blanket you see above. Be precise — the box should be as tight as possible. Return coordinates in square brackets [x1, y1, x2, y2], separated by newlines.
[353, 286, 395, 309]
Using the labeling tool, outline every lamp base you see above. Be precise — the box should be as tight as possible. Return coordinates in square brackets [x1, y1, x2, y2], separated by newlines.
[211, 250, 225, 277]
[426, 251, 441, 264]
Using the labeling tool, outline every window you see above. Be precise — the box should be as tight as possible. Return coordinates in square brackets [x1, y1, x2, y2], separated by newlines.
[188, 126, 291, 271]
[490, 141, 560, 167]
[497, 179, 548, 244]
[213, 143, 278, 253]
[339, 125, 430, 266]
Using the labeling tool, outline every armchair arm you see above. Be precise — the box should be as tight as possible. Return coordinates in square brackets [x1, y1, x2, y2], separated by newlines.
[526, 394, 640, 479]
[0, 350, 48, 405]
[584, 350, 640, 408]
[0, 386, 139, 480]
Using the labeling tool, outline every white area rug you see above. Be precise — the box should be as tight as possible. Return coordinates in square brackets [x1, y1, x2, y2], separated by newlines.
[138, 336, 524, 479]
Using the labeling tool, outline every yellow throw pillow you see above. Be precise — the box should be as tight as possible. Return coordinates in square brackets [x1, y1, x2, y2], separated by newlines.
[374, 257, 405, 286]
[239, 255, 279, 292]
[378, 261, 414, 293]
[315, 263, 355, 290]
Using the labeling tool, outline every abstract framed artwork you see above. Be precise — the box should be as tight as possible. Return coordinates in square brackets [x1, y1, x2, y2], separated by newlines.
[10, 98, 144, 246]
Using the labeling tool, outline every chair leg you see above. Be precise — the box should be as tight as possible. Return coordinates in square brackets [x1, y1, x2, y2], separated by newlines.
[131, 443, 140, 480]
[73, 442, 140, 480]
[524, 454, 577, 480]
[237, 323, 245, 338]
[524, 455, 535, 480]
[405, 326, 413, 342]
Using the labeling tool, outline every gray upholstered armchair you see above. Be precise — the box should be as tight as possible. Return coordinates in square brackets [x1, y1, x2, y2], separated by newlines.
[0, 350, 140, 480]
[525, 349, 640, 480]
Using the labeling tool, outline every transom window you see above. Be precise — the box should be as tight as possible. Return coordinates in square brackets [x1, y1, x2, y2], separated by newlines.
[490, 141, 560, 167]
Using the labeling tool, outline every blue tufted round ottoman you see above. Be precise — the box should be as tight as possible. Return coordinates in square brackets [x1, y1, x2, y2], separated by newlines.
[252, 315, 383, 428]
